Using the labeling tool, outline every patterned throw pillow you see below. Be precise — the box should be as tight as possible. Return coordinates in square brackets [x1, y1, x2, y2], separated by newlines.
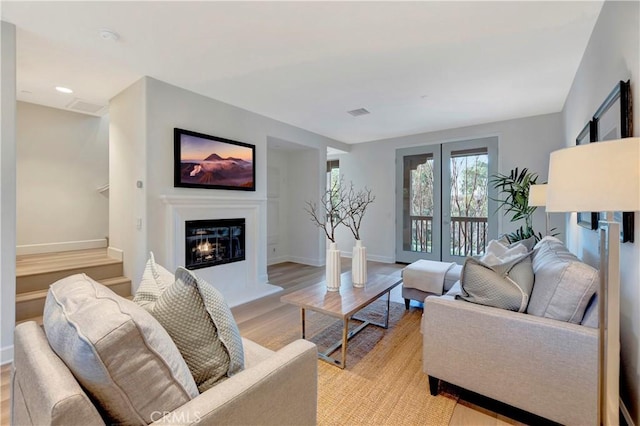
[134, 257, 244, 392]
[457, 251, 534, 313]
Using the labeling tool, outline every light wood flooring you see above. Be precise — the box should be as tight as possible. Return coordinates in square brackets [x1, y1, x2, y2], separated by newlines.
[241, 260, 532, 426]
[0, 259, 532, 425]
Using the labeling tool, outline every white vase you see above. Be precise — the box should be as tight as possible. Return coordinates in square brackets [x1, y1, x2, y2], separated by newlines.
[326, 242, 341, 291]
[352, 239, 367, 287]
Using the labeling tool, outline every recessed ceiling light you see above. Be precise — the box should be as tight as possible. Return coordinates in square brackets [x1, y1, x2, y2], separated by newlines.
[99, 29, 120, 41]
[55, 86, 73, 94]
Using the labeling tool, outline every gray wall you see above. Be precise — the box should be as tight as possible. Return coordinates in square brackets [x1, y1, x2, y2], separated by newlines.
[1, 21, 17, 364]
[17, 102, 109, 250]
[287, 148, 324, 266]
[561, 1, 640, 421]
[332, 113, 565, 262]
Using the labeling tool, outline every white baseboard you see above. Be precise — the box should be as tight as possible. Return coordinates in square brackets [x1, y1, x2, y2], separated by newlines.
[17, 238, 108, 255]
[287, 256, 324, 267]
[271, 254, 394, 267]
[267, 255, 289, 266]
[1, 345, 14, 366]
[621, 397, 635, 426]
[340, 251, 394, 264]
[107, 246, 124, 261]
[367, 254, 395, 263]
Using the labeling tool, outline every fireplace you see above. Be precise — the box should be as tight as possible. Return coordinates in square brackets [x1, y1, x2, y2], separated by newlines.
[185, 218, 245, 270]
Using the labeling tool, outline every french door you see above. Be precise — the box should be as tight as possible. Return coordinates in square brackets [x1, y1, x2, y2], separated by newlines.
[395, 137, 498, 264]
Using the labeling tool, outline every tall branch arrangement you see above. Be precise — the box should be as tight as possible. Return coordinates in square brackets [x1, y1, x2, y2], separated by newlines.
[305, 177, 347, 243]
[305, 178, 375, 242]
[343, 183, 376, 240]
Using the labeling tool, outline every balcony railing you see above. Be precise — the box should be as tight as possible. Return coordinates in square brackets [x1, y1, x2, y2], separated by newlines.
[409, 215, 488, 257]
[450, 216, 488, 257]
[410, 215, 433, 252]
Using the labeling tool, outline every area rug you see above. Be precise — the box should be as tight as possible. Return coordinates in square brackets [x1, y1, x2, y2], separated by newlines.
[247, 300, 459, 425]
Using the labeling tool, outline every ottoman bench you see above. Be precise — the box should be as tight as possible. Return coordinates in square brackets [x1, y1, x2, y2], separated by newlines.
[401, 260, 462, 308]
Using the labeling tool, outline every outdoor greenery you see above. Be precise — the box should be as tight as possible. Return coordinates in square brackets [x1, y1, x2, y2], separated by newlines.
[408, 153, 489, 256]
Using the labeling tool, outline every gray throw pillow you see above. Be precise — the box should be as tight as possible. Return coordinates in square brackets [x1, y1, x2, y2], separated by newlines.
[457, 252, 534, 312]
[528, 237, 599, 323]
[44, 274, 199, 425]
[135, 261, 244, 392]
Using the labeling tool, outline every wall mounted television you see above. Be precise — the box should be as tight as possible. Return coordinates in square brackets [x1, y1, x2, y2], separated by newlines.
[174, 128, 255, 191]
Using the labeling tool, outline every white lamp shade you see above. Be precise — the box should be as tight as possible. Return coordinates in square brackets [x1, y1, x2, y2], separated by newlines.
[528, 184, 547, 207]
[547, 137, 640, 213]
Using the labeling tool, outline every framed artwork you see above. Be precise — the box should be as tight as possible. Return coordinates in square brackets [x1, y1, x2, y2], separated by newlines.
[174, 128, 256, 191]
[575, 121, 598, 230]
[592, 80, 634, 242]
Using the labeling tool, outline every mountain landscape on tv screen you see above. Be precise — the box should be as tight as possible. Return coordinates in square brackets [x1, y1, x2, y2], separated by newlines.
[181, 153, 253, 188]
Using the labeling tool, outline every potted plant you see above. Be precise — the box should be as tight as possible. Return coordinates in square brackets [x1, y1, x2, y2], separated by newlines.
[490, 167, 543, 243]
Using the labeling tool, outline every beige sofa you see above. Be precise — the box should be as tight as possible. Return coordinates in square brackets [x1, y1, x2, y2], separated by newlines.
[12, 321, 318, 425]
[422, 237, 600, 425]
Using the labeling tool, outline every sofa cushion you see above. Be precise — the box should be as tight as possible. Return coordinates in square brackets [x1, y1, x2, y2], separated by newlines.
[134, 263, 244, 392]
[43, 274, 199, 425]
[581, 294, 599, 329]
[458, 251, 534, 312]
[527, 236, 599, 323]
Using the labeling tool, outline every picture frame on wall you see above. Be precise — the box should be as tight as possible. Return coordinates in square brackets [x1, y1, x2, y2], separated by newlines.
[174, 128, 256, 191]
[575, 121, 598, 230]
[592, 80, 634, 242]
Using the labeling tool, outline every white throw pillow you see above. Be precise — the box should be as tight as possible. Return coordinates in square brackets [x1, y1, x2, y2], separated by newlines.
[134, 252, 175, 308]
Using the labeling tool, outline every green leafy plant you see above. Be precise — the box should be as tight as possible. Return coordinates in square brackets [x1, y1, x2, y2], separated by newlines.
[490, 167, 543, 243]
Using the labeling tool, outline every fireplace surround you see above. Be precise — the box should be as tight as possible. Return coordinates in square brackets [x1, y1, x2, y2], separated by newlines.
[160, 195, 281, 307]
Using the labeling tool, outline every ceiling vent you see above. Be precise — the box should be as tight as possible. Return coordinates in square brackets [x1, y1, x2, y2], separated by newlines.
[66, 98, 106, 115]
[347, 108, 370, 117]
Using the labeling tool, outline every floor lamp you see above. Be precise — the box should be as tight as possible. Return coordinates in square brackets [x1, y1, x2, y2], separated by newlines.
[528, 184, 548, 235]
[546, 137, 640, 426]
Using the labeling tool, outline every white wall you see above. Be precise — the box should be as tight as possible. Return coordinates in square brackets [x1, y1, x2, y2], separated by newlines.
[1, 21, 17, 364]
[267, 148, 291, 265]
[16, 102, 109, 251]
[561, 1, 640, 421]
[109, 77, 346, 291]
[333, 113, 564, 262]
[109, 78, 148, 281]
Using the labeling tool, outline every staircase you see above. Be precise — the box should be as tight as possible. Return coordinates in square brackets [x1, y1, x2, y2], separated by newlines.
[16, 248, 131, 323]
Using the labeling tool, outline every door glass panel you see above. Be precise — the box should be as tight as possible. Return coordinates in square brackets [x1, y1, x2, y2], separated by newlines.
[448, 148, 489, 257]
[403, 154, 434, 253]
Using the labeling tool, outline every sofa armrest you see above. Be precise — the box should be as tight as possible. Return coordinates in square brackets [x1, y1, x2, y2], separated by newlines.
[12, 322, 106, 426]
[422, 296, 598, 426]
[152, 339, 318, 426]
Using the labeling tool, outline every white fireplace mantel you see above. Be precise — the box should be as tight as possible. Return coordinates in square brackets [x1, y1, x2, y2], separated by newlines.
[160, 194, 268, 206]
[160, 194, 280, 307]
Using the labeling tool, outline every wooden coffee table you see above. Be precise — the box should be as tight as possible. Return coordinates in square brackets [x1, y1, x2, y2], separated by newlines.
[280, 272, 402, 369]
